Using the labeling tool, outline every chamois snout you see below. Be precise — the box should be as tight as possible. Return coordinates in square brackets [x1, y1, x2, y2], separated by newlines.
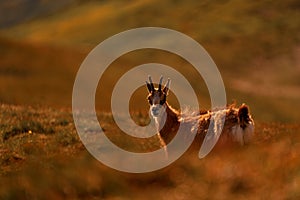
[150, 104, 165, 117]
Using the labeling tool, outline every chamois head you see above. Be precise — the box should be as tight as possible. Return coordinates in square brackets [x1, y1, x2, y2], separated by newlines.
[146, 76, 170, 117]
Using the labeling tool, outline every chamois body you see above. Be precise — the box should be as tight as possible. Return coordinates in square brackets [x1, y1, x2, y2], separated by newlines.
[146, 76, 255, 151]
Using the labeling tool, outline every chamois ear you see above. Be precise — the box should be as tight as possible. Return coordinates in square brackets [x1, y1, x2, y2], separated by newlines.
[163, 78, 171, 95]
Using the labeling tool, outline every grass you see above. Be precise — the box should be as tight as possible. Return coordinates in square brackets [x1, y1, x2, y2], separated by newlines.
[1, 104, 300, 199]
[0, 0, 300, 122]
[0, 37, 86, 107]
[0, 0, 300, 199]
[0, 37, 299, 122]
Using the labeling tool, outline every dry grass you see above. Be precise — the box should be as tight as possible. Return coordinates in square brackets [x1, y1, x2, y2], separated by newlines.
[1, 104, 300, 199]
[0, 0, 300, 122]
[0, 1, 299, 199]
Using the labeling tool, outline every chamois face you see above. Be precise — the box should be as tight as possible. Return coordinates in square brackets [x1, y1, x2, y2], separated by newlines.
[146, 76, 170, 118]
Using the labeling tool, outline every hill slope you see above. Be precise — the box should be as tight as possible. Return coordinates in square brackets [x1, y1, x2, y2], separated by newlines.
[0, 104, 300, 199]
[0, 0, 77, 28]
[0, 0, 299, 122]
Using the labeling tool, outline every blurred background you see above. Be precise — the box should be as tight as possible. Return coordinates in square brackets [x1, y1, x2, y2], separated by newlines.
[1, 1, 300, 199]
[0, 0, 299, 122]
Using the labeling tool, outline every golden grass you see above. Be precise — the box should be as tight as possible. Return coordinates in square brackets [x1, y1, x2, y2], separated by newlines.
[0, 0, 299, 122]
[0, 104, 300, 199]
[0, 37, 299, 122]
[0, 1, 299, 198]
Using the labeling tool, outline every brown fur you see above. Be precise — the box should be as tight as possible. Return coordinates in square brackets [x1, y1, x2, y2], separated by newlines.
[146, 76, 254, 150]
[154, 102, 253, 147]
[156, 102, 180, 144]
[196, 105, 251, 143]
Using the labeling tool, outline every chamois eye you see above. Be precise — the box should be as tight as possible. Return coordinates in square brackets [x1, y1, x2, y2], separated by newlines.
[160, 96, 166, 105]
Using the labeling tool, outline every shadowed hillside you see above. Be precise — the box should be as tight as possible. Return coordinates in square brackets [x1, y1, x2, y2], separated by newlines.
[0, 0, 79, 28]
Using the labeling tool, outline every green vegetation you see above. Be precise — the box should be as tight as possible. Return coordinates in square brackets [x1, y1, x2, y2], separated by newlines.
[0, 0, 300, 199]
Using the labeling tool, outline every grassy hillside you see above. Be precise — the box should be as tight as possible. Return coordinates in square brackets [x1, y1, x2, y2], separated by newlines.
[2, 0, 300, 49]
[0, 1, 300, 199]
[1, 36, 299, 122]
[0, 0, 299, 121]
[0, 37, 86, 107]
[0, 0, 77, 28]
[1, 104, 300, 199]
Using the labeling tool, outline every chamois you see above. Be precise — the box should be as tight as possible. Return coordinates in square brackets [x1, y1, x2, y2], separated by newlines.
[146, 76, 255, 152]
